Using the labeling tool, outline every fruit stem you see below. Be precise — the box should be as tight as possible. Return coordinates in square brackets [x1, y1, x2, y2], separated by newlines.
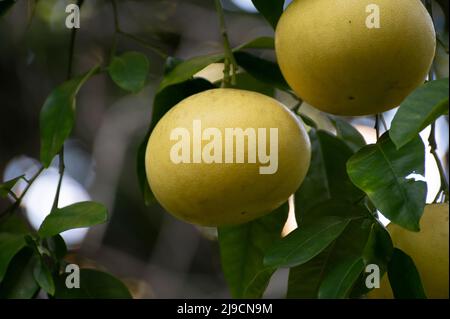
[374, 115, 380, 140]
[214, 0, 238, 87]
[429, 122, 449, 203]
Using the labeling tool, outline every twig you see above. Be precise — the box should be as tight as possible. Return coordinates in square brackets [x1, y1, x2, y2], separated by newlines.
[51, 0, 84, 212]
[110, 0, 167, 59]
[374, 114, 380, 140]
[214, 0, 238, 87]
[429, 122, 449, 202]
[0, 166, 44, 221]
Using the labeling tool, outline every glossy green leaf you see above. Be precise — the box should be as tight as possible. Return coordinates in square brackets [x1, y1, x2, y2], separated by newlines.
[287, 245, 336, 299]
[388, 248, 426, 299]
[137, 78, 215, 205]
[47, 235, 67, 260]
[331, 118, 366, 152]
[295, 130, 364, 223]
[0, 175, 23, 198]
[264, 216, 351, 268]
[54, 269, 132, 299]
[234, 51, 290, 91]
[390, 78, 449, 149]
[38, 201, 108, 238]
[234, 72, 275, 97]
[158, 54, 224, 92]
[109, 51, 149, 93]
[218, 203, 288, 298]
[251, 0, 285, 28]
[347, 133, 427, 231]
[287, 217, 374, 298]
[40, 66, 99, 167]
[0, 215, 29, 234]
[0, 233, 26, 282]
[33, 258, 55, 296]
[0, 248, 39, 299]
[319, 257, 365, 299]
[234, 37, 275, 51]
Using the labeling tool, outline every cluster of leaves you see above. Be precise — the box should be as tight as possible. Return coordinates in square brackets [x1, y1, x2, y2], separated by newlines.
[135, 0, 448, 299]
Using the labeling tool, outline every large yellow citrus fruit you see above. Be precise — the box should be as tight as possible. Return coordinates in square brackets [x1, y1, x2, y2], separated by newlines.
[275, 0, 436, 116]
[368, 204, 449, 299]
[145, 89, 311, 226]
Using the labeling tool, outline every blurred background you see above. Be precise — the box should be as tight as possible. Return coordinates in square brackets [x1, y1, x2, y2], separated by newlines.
[0, 0, 448, 298]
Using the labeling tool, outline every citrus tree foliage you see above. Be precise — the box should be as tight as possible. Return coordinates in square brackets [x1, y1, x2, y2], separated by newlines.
[0, 0, 449, 299]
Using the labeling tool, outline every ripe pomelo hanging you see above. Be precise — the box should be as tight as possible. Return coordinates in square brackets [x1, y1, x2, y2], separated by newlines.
[275, 0, 436, 116]
[145, 89, 311, 226]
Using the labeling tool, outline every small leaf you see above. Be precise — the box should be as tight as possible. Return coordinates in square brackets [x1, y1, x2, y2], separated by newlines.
[347, 133, 427, 231]
[295, 130, 364, 223]
[234, 37, 275, 51]
[158, 54, 224, 92]
[390, 78, 449, 149]
[0, 233, 26, 281]
[251, 0, 285, 28]
[298, 113, 318, 129]
[33, 258, 55, 296]
[234, 51, 290, 91]
[319, 257, 365, 299]
[0, 175, 23, 198]
[0, 248, 39, 299]
[54, 269, 132, 299]
[331, 118, 366, 152]
[264, 216, 351, 268]
[109, 51, 149, 93]
[38, 201, 108, 238]
[40, 66, 99, 167]
[388, 248, 427, 299]
[218, 204, 288, 298]
[287, 217, 374, 298]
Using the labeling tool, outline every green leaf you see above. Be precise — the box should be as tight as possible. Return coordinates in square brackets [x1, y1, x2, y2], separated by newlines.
[295, 130, 364, 223]
[298, 113, 318, 129]
[38, 201, 108, 238]
[331, 118, 366, 152]
[347, 133, 427, 231]
[387, 248, 426, 299]
[40, 66, 99, 167]
[390, 78, 449, 149]
[158, 54, 224, 92]
[47, 235, 67, 260]
[0, 248, 39, 299]
[234, 37, 275, 51]
[264, 216, 351, 268]
[234, 51, 290, 91]
[109, 51, 149, 93]
[0, 175, 23, 198]
[54, 269, 132, 299]
[319, 257, 365, 299]
[251, 0, 285, 29]
[0, 233, 26, 281]
[0, 215, 29, 234]
[287, 217, 373, 298]
[287, 246, 332, 298]
[138, 78, 215, 205]
[33, 258, 55, 296]
[218, 203, 288, 298]
[0, 0, 15, 17]
[234, 72, 275, 97]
